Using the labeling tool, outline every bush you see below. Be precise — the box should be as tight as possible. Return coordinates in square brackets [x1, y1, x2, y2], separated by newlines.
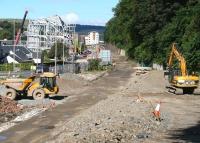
[88, 59, 101, 71]
[0, 63, 33, 71]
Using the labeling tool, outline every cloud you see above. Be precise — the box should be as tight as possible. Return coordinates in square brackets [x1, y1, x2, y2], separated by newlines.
[61, 12, 107, 26]
[62, 12, 79, 24]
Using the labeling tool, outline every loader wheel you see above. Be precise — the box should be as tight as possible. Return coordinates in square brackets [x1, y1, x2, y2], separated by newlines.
[5, 88, 17, 100]
[33, 89, 45, 100]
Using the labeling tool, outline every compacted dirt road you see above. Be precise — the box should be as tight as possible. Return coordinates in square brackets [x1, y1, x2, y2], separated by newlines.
[0, 57, 133, 143]
[0, 56, 200, 143]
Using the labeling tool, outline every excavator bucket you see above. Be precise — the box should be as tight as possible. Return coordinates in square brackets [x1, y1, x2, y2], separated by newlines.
[1, 75, 36, 91]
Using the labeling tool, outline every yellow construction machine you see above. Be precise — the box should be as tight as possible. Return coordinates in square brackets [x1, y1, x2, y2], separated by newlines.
[0, 72, 59, 100]
[166, 43, 199, 94]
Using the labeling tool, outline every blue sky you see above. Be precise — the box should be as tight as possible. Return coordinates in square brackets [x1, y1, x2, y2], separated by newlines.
[0, 0, 119, 25]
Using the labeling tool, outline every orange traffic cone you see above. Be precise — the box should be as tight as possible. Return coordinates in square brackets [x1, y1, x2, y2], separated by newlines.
[153, 102, 161, 121]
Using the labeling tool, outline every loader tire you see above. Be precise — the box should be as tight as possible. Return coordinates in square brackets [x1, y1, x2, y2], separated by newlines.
[5, 88, 17, 100]
[33, 89, 45, 100]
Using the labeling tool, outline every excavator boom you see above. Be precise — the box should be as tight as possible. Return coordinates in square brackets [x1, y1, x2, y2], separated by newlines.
[168, 43, 187, 76]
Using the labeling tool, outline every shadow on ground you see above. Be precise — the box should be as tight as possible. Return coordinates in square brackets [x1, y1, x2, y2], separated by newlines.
[49, 95, 67, 100]
[16, 95, 68, 101]
[168, 121, 200, 143]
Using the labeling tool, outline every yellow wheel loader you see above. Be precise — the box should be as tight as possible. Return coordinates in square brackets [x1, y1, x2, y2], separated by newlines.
[0, 72, 59, 100]
[166, 43, 199, 94]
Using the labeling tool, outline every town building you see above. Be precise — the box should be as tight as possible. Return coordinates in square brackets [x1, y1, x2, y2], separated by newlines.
[85, 31, 99, 46]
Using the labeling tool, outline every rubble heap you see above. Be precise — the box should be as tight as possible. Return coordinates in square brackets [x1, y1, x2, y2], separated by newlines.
[0, 96, 22, 113]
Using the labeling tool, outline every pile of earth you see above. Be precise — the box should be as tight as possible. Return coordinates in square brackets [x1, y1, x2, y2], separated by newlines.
[0, 96, 23, 124]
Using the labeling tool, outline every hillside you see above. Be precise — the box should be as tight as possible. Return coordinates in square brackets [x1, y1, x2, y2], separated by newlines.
[0, 20, 21, 40]
[0, 19, 105, 40]
[105, 0, 200, 71]
[75, 24, 105, 35]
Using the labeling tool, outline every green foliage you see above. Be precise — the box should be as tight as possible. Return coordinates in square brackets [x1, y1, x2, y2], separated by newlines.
[88, 59, 101, 71]
[80, 43, 87, 53]
[0, 20, 21, 40]
[0, 64, 13, 71]
[41, 50, 51, 63]
[0, 63, 33, 71]
[48, 42, 69, 60]
[88, 59, 113, 71]
[18, 63, 33, 71]
[105, 0, 200, 70]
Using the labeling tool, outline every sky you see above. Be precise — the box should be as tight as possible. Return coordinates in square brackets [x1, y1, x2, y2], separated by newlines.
[0, 0, 119, 26]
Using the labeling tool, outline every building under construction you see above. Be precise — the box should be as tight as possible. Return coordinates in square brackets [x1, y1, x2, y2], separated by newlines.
[26, 15, 76, 52]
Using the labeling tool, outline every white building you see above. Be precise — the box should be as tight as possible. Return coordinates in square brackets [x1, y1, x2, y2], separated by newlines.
[85, 31, 99, 46]
[27, 15, 76, 52]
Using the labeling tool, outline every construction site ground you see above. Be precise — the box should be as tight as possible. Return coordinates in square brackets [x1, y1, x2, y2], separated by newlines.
[0, 56, 200, 142]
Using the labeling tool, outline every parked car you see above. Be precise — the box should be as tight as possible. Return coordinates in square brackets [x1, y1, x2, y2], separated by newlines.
[36, 65, 43, 73]
[83, 50, 92, 55]
[36, 65, 49, 73]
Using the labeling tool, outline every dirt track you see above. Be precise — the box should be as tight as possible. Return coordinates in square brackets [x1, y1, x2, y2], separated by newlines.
[0, 56, 200, 143]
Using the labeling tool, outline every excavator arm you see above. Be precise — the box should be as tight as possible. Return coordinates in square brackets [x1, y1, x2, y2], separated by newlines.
[168, 43, 187, 76]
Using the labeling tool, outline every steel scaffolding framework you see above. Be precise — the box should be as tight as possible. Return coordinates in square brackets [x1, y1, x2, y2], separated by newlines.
[27, 15, 75, 52]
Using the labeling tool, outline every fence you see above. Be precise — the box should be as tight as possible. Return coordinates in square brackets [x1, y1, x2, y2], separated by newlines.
[49, 62, 80, 74]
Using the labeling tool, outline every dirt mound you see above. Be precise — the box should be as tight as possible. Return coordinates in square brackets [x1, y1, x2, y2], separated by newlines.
[124, 70, 167, 94]
[0, 96, 22, 113]
[57, 77, 86, 95]
[0, 96, 23, 124]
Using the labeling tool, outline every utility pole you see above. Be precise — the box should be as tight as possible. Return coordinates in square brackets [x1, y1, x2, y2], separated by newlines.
[54, 40, 57, 75]
[13, 20, 15, 72]
[36, 34, 39, 72]
[63, 40, 65, 73]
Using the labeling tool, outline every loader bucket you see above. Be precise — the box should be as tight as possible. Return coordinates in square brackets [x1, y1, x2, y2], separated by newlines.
[18, 76, 36, 91]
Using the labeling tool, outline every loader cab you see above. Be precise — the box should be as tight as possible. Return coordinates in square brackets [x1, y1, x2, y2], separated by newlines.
[40, 72, 57, 92]
[168, 68, 181, 82]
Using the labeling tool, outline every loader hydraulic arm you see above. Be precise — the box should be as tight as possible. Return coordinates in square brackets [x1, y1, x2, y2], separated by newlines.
[168, 43, 187, 76]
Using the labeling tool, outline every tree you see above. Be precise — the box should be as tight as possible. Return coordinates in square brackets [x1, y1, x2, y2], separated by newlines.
[41, 50, 51, 63]
[48, 42, 69, 60]
[0, 20, 21, 40]
[105, 0, 200, 70]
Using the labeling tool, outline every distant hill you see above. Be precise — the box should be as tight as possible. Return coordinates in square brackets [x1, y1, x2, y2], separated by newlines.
[75, 24, 105, 35]
[0, 18, 105, 40]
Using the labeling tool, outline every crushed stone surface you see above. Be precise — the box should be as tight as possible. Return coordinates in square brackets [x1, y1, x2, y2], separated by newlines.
[47, 95, 170, 143]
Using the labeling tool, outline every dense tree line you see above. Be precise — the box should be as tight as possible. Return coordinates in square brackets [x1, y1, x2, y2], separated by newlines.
[105, 0, 200, 70]
[0, 20, 21, 40]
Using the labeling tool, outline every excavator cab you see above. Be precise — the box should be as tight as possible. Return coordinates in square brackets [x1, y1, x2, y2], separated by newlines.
[168, 68, 181, 82]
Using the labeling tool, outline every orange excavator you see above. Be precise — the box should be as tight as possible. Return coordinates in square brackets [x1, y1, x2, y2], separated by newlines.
[167, 43, 199, 94]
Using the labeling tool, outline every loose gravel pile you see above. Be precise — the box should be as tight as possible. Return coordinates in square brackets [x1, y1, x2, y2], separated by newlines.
[125, 70, 167, 94]
[47, 95, 170, 143]
[57, 74, 87, 95]
[0, 96, 23, 124]
[0, 96, 22, 113]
